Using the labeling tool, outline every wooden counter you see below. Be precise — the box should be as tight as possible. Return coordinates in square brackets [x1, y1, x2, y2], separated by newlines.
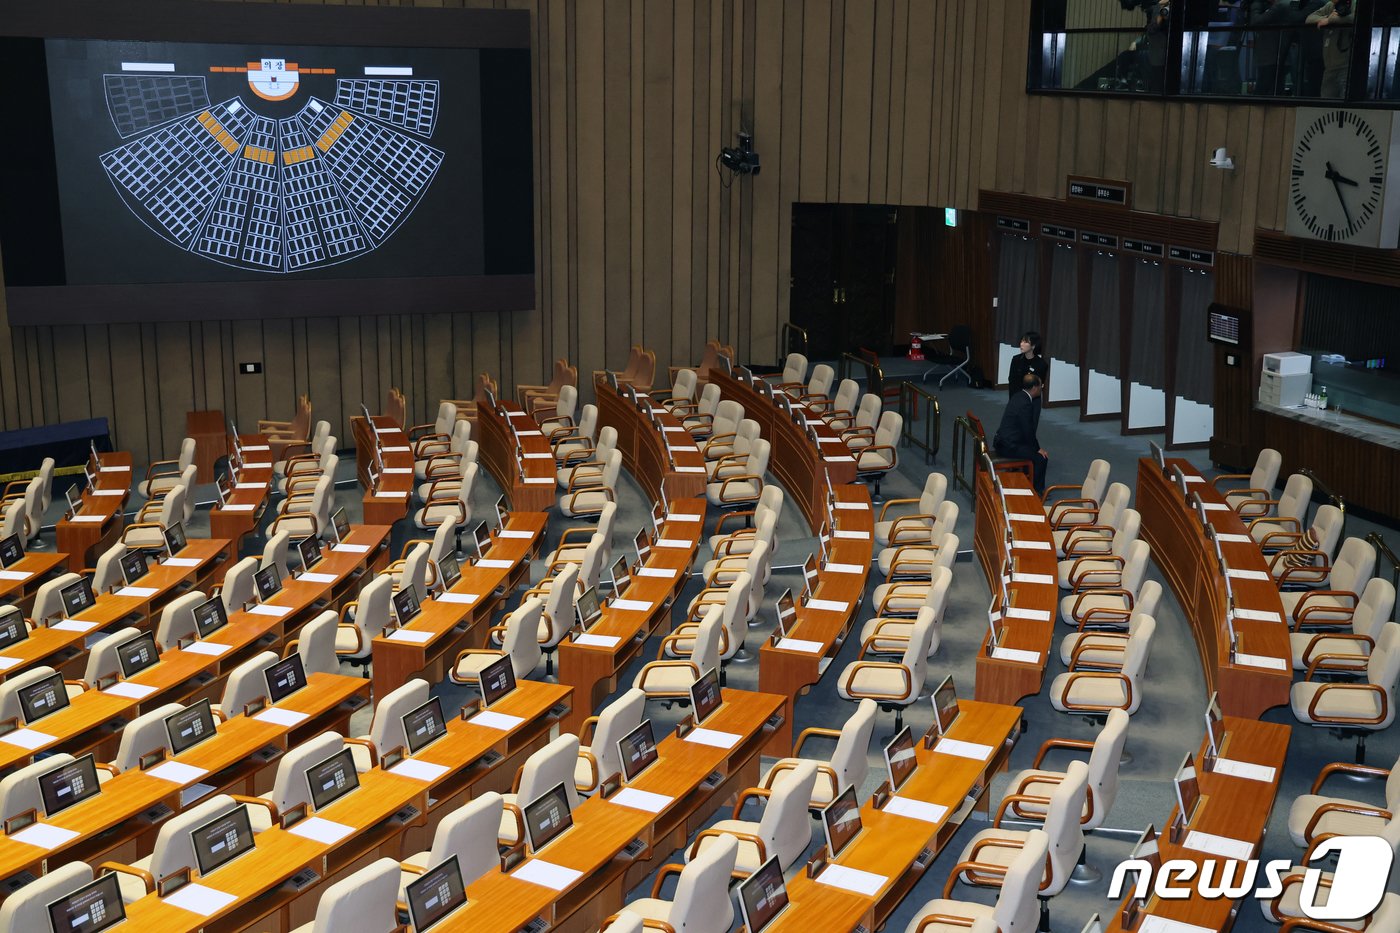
[595, 378, 708, 501]
[477, 401, 556, 513]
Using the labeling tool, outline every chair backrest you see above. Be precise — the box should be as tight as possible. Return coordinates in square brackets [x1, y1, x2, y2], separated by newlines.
[694, 382, 721, 418]
[35, 457, 55, 514]
[756, 485, 785, 529]
[830, 379, 860, 415]
[542, 564, 581, 649]
[23, 477, 43, 539]
[446, 419, 473, 458]
[578, 536, 606, 591]
[273, 731, 347, 813]
[1355, 579, 1399, 642]
[853, 394, 882, 431]
[310, 857, 401, 933]
[0, 752, 77, 824]
[1081, 459, 1111, 504]
[599, 449, 623, 488]
[177, 465, 198, 523]
[220, 557, 259, 611]
[732, 420, 761, 457]
[899, 610, 937, 699]
[1, 496, 25, 541]
[781, 353, 808, 385]
[670, 834, 738, 933]
[150, 793, 239, 881]
[743, 543, 769, 604]
[918, 473, 948, 515]
[931, 533, 959, 577]
[311, 419, 331, 448]
[221, 650, 279, 716]
[1041, 760, 1089, 894]
[746, 439, 772, 479]
[0, 860, 91, 932]
[1278, 473, 1313, 524]
[159, 485, 187, 528]
[1366, 624, 1400, 704]
[113, 701, 185, 772]
[1099, 482, 1131, 528]
[504, 598, 545, 679]
[993, 829, 1050, 933]
[691, 605, 725, 675]
[1251, 448, 1283, 491]
[873, 411, 902, 448]
[350, 576, 394, 654]
[1115, 509, 1142, 550]
[0, 666, 61, 722]
[152, 590, 204, 650]
[84, 626, 141, 687]
[928, 500, 960, 543]
[589, 688, 648, 781]
[1132, 580, 1163, 620]
[434, 401, 457, 436]
[516, 733, 581, 810]
[262, 530, 291, 578]
[712, 400, 744, 438]
[594, 502, 618, 565]
[633, 350, 656, 388]
[92, 542, 128, 594]
[1120, 614, 1157, 682]
[1120, 540, 1151, 594]
[33, 572, 80, 622]
[454, 462, 479, 518]
[923, 565, 954, 627]
[1085, 708, 1130, 829]
[308, 474, 333, 528]
[398, 542, 431, 597]
[1333, 537, 1378, 593]
[1309, 505, 1345, 560]
[429, 791, 505, 889]
[830, 699, 877, 793]
[718, 577, 749, 661]
[672, 369, 697, 403]
[384, 389, 405, 430]
[807, 364, 835, 398]
[758, 760, 819, 868]
[296, 610, 340, 677]
[369, 678, 429, 756]
[594, 426, 620, 463]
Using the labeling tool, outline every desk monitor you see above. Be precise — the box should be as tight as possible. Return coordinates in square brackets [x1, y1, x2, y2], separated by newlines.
[1082, 915, 1104, 933]
[931, 676, 960, 737]
[165, 699, 216, 756]
[330, 507, 350, 545]
[1204, 692, 1226, 759]
[39, 753, 100, 817]
[883, 726, 917, 793]
[65, 484, 82, 514]
[634, 527, 652, 565]
[1148, 440, 1167, 475]
[406, 855, 468, 932]
[403, 697, 448, 755]
[816, 520, 830, 566]
[494, 496, 510, 530]
[623, 383, 640, 407]
[604, 370, 619, 391]
[1131, 823, 1161, 870]
[650, 500, 665, 536]
[0, 610, 28, 650]
[800, 553, 819, 602]
[522, 782, 573, 855]
[365, 461, 379, 491]
[46, 871, 125, 933]
[191, 803, 255, 877]
[214, 475, 229, 508]
[609, 555, 631, 595]
[118, 550, 148, 587]
[437, 553, 462, 592]
[1169, 465, 1190, 499]
[773, 589, 796, 638]
[659, 475, 671, 514]
[617, 719, 659, 783]
[306, 747, 359, 811]
[576, 586, 603, 630]
[1173, 753, 1201, 830]
[296, 536, 322, 574]
[737, 856, 790, 933]
[163, 522, 187, 557]
[821, 784, 863, 858]
[0, 533, 23, 568]
[193, 595, 228, 639]
[392, 585, 422, 627]
[480, 655, 517, 707]
[689, 667, 722, 724]
[61, 577, 95, 619]
[986, 597, 1004, 653]
[262, 654, 307, 704]
[471, 522, 492, 561]
[19, 671, 69, 723]
[116, 632, 159, 679]
[253, 564, 281, 602]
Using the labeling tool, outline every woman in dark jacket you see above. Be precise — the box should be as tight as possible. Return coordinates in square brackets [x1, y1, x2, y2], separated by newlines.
[1007, 331, 1049, 397]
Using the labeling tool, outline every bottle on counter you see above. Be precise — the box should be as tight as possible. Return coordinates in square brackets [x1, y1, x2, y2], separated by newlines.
[1318, 386, 1328, 410]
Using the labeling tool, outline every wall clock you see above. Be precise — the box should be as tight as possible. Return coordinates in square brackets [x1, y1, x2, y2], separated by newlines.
[1286, 107, 1400, 249]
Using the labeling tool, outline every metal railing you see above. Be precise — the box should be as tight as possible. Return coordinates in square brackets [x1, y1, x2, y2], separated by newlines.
[1298, 468, 1347, 541]
[952, 415, 979, 497]
[1368, 532, 1400, 624]
[780, 323, 808, 365]
[837, 351, 870, 386]
[899, 382, 940, 465]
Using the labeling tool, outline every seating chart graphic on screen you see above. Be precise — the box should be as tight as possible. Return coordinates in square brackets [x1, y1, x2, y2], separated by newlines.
[97, 57, 445, 274]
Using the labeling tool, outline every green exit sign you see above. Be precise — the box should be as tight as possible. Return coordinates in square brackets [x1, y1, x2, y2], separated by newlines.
[944, 208, 958, 227]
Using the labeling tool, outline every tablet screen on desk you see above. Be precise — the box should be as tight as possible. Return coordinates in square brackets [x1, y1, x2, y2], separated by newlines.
[1149, 440, 1167, 474]
[931, 676, 960, 737]
[0, 611, 28, 650]
[773, 589, 796, 638]
[20, 671, 69, 724]
[495, 497, 509, 531]
[0, 534, 23, 568]
[191, 803, 255, 877]
[437, 554, 462, 592]
[737, 856, 789, 933]
[46, 872, 125, 933]
[1205, 692, 1225, 759]
[331, 508, 350, 545]
[403, 697, 448, 755]
[253, 565, 281, 602]
[166, 700, 216, 756]
[296, 536, 322, 574]
[119, 550, 149, 586]
[163, 522, 187, 556]
[523, 782, 573, 855]
[407, 855, 467, 931]
[392, 585, 422, 627]
[689, 668, 722, 725]
[884, 726, 916, 793]
[262, 654, 307, 704]
[39, 753, 100, 817]
[1173, 753, 1200, 829]
[821, 784, 863, 858]
[61, 578, 95, 619]
[634, 527, 652, 565]
[480, 655, 516, 708]
[193, 595, 228, 639]
[617, 719, 658, 783]
[800, 554, 818, 602]
[306, 747, 359, 811]
[471, 522, 492, 562]
[609, 556, 631, 596]
[576, 586, 603, 631]
[116, 632, 159, 679]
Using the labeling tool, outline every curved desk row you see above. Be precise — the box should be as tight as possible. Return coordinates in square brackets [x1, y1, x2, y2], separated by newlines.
[476, 401, 557, 513]
[352, 415, 414, 527]
[595, 379, 707, 502]
[208, 437, 271, 554]
[56, 451, 132, 573]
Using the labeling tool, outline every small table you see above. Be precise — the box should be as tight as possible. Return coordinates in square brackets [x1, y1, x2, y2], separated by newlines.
[186, 410, 228, 483]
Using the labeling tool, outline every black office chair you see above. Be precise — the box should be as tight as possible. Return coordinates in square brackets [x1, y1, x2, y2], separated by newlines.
[923, 325, 973, 387]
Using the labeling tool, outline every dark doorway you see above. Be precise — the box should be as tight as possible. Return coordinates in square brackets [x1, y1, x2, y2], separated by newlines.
[789, 203, 898, 360]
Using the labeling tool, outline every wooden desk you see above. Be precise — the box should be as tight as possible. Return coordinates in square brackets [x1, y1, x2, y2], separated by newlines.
[1138, 459, 1291, 718]
[370, 512, 547, 699]
[972, 470, 1059, 706]
[0, 552, 70, 616]
[1106, 716, 1290, 933]
[768, 700, 1023, 933]
[433, 689, 785, 933]
[351, 415, 415, 526]
[207, 436, 272, 551]
[477, 402, 557, 512]
[556, 499, 705, 736]
[758, 482, 874, 754]
[56, 452, 131, 573]
[185, 410, 227, 484]
[595, 379, 708, 501]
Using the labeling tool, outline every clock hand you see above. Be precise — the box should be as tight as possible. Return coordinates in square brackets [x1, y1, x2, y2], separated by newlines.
[1325, 161, 1360, 187]
[1331, 174, 1354, 228]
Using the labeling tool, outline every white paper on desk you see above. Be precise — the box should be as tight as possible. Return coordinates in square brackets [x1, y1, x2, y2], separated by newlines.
[834, 501, 869, 511]
[516, 430, 543, 437]
[386, 629, 434, 644]
[817, 864, 887, 897]
[776, 638, 823, 654]
[437, 592, 480, 605]
[69, 515, 105, 523]
[573, 633, 621, 648]
[10, 822, 80, 850]
[675, 466, 706, 473]
[991, 646, 1041, 664]
[382, 468, 411, 475]
[165, 557, 201, 568]
[163, 882, 238, 916]
[1011, 573, 1054, 586]
[476, 559, 513, 569]
[1008, 512, 1046, 523]
[824, 456, 856, 463]
[332, 543, 372, 554]
[665, 512, 702, 522]
[885, 796, 949, 824]
[611, 788, 673, 813]
[103, 681, 157, 700]
[375, 490, 409, 499]
[669, 448, 700, 456]
[661, 426, 685, 433]
[382, 446, 411, 453]
[655, 539, 690, 549]
[288, 817, 355, 845]
[1215, 533, 1252, 543]
[0, 656, 19, 671]
[498, 529, 533, 539]
[684, 728, 741, 749]
[1012, 540, 1053, 551]
[824, 563, 864, 574]
[1183, 830, 1254, 861]
[1184, 475, 1206, 483]
[0, 570, 30, 581]
[1233, 608, 1282, 623]
[374, 426, 396, 433]
[253, 707, 309, 727]
[0, 728, 54, 750]
[181, 783, 216, 806]
[235, 482, 263, 490]
[389, 758, 451, 782]
[184, 641, 231, 657]
[1227, 568, 1270, 582]
[469, 710, 525, 731]
[832, 530, 869, 540]
[1234, 652, 1287, 671]
[146, 760, 210, 785]
[1201, 502, 1230, 511]
[1006, 606, 1052, 622]
[805, 599, 849, 613]
[507, 411, 530, 419]
[818, 437, 845, 445]
[100, 465, 130, 472]
[242, 444, 270, 452]
[51, 619, 96, 633]
[523, 452, 552, 459]
[220, 504, 255, 512]
[1213, 758, 1277, 782]
[514, 859, 583, 891]
[299, 572, 338, 584]
[610, 599, 651, 611]
[1004, 488, 1036, 497]
[636, 567, 677, 579]
[249, 604, 292, 617]
[934, 738, 994, 761]
[116, 586, 159, 598]
[91, 489, 124, 497]
[1139, 917, 1216, 933]
[524, 477, 554, 484]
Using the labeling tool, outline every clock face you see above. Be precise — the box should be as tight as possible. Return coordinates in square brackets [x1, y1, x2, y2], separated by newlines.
[1289, 109, 1388, 245]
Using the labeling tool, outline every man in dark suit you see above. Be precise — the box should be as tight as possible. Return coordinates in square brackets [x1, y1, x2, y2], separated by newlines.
[993, 373, 1048, 493]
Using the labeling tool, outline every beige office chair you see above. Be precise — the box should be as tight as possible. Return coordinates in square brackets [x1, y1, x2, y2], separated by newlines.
[760, 697, 876, 808]
[820, 378, 861, 427]
[536, 384, 580, 438]
[1290, 577, 1396, 672]
[32, 571, 80, 623]
[336, 574, 392, 666]
[689, 761, 818, 875]
[1286, 750, 1400, 849]
[875, 473, 948, 547]
[528, 534, 603, 601]
[1292, 623, 1400, 762]
[677, 570, 751, 665]
[288, 610, 339, 677]
[838, 394, 883, 447]
[150, 591, 205, 651]
[610, 834, 738, 933]
[557, 426, 618, 488]
[1053, 482, 1130, 557]
[278, 445, 336, 500]
[1043, 459, 1110, 528]
[636, 605, 724, 700]
[689, 546, 766, 625]
[704, 512, 775, 586]
[258, 530, 292, 580]
[123, 484, 187, 550]
[272, 421, 331, 479]
[217, 557, 258, 612]
[112, 702, 185, 773]
[1244, 472, 1313, 546]
[104, 794, 269, 902]
[498, 734, 581, 846]
[877, 501, 959, 578]
[83, 626, 143, 688]
[560, 448, 622, 519]
[907, 830, 1049, 933]
[0, 861, 96, 927]
[1215, 447, 1283, 512]
[139, 438, 196, 499]
[837, 608, 936, 734]
[413, 462, 476, 536]
[395, 522, 455, 593]
[259, 732, 372, 828]
[681, 383, 722, 438]
[451, 597, 544, 686]
[1056, 511, 1141, 590]
[1283, 537, 1378, 628]
[213, 651, 279, 720]
[577, 688, 647, 793]
[872, 533, 959, 617]
[523, 359, 578, 414]
[409, 401, 457, 462]
[1050, 614, 1156, 716]
[0, 754, 110, 829]
[771, 353, 809, 395]
[380, 540, 430, 597]
[417, 422, 474, 491]
[705, 420, 760, 477]
[853, 410, 902, 499]
[530, 563, 579, 676]
[544, 502, 615, 568]
[1058, 541, 1152, 628]
[796, 364, 836, 406]
[90, 541, 128, 594]
[398, 792, 504, 898]
[708, 485, 784, 556]
[701, 401, 746, 461]
[1058, 608, 1157, 669]
[0, 666, 86, 722]
[288, 857, 401, 933]
[706, 438, 769, 511]
[0, 494, 27, 548]
[859, 565, 952, 657]
[1266, 503, 1345, 587]
[348, 677, 428, 770]
[655, 368, 697, 413]
[553, 404, 599, 462]
[270, 474, 332, 538]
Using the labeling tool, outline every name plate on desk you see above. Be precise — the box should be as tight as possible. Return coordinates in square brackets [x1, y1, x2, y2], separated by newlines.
[514, 859, 583, 891]
[52, 619, 97, 633]
[1183, 831, 1254, 860]
[0, 570, 31, 581]
[382, 446, 411, 453]
[1201, 502, 1229, 511]
[253, 708, 309, 727]
[684, 728, 741, 749]
[1234, 652, 1287, 670]
[523, 452, 552, 459]
[374, 426, 397, 433]
[165, 558, 202, 568]
[1012, 540, 1052, 551]
[146, 761, 210, 785]
[1010, 573, 1054, 586]
[824, 456, 855, 463]
[242, 445, 270, 452]
[805, 599, 850, 613]
[374, 490, 409, 499]
[100, 465, 130, 472]
[934, 738, 994, 761]
[1215, 533, 1252, 543]
[386, 629, 434, 644]
[675, 466, 705, 473]
[497, 530, 533, 539]
[9, 822, 80, 850]
[610, 788, 673, 813]
[1227, 569, 1270, 582]
[991, 646, 1041, 664]
[91, 489, 124, 497]
[389, 759, 451, 782]
[776, 638, 823, 654]
[249, 604, 292, 617]
[332, 543, 371, 554]
[116, 586, 159, 598]
[523, 477, 553, 484]
[70, 515, 105, 523]
[1005, 607, 1051, 622]
[298, 573, 338, 584]
[288, 817, 355, 845]
[655, 539, 690, 549]
[573, 633, 621, 648]
[0, 657, 19, 671]
[1008, 512, 1046, 523]
[382, 468, 411, 475]
[885, 796, 948, 824]
[437, 592, 480, 605]
[1233, 608, 1282, 623]
[816, 864, 887, 897]
[1140, 918, 1216, 933]
[610, 599, 652, 611]
[184, 641, 232, 657]
[664, 512, 701, 522]
[476, 559, 513, 569]
[163, 883, 238, 917]
[832, 530, 869, 540]
[834, 502, 868, 510]
[636, 567, 677, 579]
[0, 728, 54, 750]
[469, 710, 525, 731]
[1003, 488, 1035, 497]
[1212, 758, 1277, 782]
[235, 482, 263, 490]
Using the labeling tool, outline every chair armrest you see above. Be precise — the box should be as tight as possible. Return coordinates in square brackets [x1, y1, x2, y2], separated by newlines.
[792, 726, 843, 757]
[1030, 736, 1096, 770]
[713, 510, 756, 537]
[1311, 760, 1391, 794]
[731, 786, 773, 818]
[500, 802, 526, 846]
[687, 827, 767, 865]
[229, 794, 279, 821]
[993, 792, 1054, 827]
[648, 863, 687, 900]
[575, 748, 599, 792]
[1303, 800, 1393, 844]
[855, 444, 897, 471]
[1209, 472, 1252, 490]
[1306, 682, 1389, 726]
[98, 861, 154, 896]
[715, 475, 762, 503]
[343, 736, 377, 768]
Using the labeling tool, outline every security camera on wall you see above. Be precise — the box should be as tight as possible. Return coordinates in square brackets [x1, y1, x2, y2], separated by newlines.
[720, 131, 761, 176]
